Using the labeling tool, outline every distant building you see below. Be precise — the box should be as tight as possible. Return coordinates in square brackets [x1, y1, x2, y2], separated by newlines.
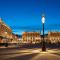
[16, 34, 22, 44]
[22, 32, 41, 44]
[10, 33, 18, 43]
[48, 32, 60, 43]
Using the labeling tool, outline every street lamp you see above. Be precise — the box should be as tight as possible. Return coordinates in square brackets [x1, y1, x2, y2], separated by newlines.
[41, 15, 46, 51]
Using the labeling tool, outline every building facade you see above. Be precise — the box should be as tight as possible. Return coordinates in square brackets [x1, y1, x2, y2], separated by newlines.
[22, 32, 41, 44]
[22, 31, 60, 44]
[48, 32, 60, 43]
[10, 34, 18, 43]
[0, 19, 12, 43]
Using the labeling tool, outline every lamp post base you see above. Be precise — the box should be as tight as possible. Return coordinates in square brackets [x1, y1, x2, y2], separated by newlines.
[42, 42, 46, 51]
[42, 46, 46, 51]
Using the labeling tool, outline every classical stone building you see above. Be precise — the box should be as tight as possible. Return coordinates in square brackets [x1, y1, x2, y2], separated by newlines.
[22, 32, 41, 44]
[22, 31, 60, 44]
[10, 33, 18, 43]
[0, 18, 12, 43]
[48, 32, 60, 43]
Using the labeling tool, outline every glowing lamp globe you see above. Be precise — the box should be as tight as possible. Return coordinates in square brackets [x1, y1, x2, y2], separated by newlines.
[42, 16, 45, 23]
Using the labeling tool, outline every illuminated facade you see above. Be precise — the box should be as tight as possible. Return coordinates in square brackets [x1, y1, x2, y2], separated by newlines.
[0, 18, 12, 43]
[11, 34, 18, 43]
[22, 32, 41, 44]
[48, 32, 60, 43]
[22, 31, 60, 44]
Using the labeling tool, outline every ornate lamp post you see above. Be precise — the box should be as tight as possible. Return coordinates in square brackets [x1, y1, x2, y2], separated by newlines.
[42, 15, 46, 51]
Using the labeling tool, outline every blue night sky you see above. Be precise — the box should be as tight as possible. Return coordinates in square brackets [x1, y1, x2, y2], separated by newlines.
[0, 0, 60, 35]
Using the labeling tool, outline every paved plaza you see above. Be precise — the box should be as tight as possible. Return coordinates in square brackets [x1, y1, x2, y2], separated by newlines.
[0, 48, 60, 60]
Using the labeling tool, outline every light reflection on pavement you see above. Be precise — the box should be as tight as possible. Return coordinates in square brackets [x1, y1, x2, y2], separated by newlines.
[0, 48, 60, 60]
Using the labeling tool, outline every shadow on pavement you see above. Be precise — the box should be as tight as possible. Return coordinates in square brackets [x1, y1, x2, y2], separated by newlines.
[50, 53, 60, 56]
[6, 53, 38, 60]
